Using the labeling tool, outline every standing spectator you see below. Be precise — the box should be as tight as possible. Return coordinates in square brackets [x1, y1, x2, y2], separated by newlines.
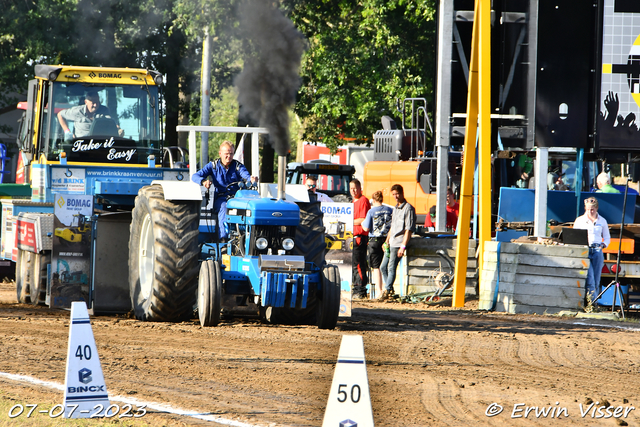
[380, 184, 416, 300]
[596, 172, 620, 193]
[573, 197, 610, 301]
[361, 191, 393, 299]
[306, 176, 333, 202]
[445, 187, 459, 232]
[350, 179, 371, 299]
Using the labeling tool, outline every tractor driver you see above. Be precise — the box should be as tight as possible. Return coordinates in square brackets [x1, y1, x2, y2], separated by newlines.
[57, 91, 122, 140]
[191, 140, 258, 241]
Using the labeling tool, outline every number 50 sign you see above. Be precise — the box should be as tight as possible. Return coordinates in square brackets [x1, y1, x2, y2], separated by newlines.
[322, 335, 374, 427]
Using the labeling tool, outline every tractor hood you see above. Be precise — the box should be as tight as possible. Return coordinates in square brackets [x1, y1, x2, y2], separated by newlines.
[226, 193, 300, 226]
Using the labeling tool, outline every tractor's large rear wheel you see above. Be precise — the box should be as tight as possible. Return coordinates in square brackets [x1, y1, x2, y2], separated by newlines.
[293, 196, 326, 270]
[198, 259, 222, 327]
[317, 264, 341, 329]
[129, 184, 200, 322]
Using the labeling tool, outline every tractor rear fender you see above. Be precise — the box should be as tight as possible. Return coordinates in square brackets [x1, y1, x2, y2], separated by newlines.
[151, 180, 202, 201]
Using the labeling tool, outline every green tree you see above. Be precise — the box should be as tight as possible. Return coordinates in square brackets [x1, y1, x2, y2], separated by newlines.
[284, 0, 437, 153]
[0, 0, 78, 97]
[70, 0, 195, 146]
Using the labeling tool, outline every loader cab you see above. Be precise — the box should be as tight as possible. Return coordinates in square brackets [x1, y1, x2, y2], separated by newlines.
[285, 160, 355, 201]
[25, 65, 163, 166]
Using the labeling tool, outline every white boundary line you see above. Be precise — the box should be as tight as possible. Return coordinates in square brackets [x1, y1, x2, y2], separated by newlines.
[573, 321, 640, 331]
[0, 372, 260, 427]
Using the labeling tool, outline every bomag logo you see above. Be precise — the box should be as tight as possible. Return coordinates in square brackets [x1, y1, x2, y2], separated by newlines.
[98, 73, 122, 79]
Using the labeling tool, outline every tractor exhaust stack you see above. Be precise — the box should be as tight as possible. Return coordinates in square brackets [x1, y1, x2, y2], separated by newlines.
[277, 155, 286, 201]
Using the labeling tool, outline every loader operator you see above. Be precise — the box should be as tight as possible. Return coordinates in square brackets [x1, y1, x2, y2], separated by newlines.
[57, 91, 121, 140]
[191, 140, 257, 241]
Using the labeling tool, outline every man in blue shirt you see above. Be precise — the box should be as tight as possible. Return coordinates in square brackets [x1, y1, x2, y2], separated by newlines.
[191, 140, 257, 240]
[361, 191, 393, 299]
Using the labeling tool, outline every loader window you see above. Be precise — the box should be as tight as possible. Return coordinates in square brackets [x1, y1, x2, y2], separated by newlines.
[46, 82, 161, 164]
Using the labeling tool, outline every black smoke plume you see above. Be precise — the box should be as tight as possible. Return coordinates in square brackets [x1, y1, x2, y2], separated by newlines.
[235, 0, 306, 157]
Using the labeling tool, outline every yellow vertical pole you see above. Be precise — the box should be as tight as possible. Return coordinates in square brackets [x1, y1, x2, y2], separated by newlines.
[452, 0, 480, 308]
[478, 0, 492, 292]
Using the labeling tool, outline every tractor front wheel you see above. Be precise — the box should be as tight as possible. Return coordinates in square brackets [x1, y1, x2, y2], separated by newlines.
[129, 184, 200, 322]
[317, 264, 341, 329]
[198, 259, 222, 327]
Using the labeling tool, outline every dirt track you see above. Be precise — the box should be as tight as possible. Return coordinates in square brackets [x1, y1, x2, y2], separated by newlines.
[1, 282, 640, 426]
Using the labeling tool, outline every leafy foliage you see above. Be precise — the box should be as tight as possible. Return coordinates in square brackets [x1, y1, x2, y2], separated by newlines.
[0, 0, 77, 96]
[284, 0, 437, 153]
[1, 0, 438, 160]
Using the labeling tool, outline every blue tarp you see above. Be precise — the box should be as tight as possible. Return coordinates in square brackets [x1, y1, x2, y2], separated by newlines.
[496, 188, 636, 242]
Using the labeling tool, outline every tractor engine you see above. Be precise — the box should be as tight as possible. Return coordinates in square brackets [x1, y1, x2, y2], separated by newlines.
[226, 189, 300, 257]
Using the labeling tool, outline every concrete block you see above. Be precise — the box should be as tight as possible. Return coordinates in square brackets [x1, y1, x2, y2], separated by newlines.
[483, 251, 588, 269]
[483, 261, 589, 278]
[480, 271, 587, 287]
[479, 281, 584, 301]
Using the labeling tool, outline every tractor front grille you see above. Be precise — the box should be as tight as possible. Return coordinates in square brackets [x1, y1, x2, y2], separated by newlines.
[250, 225, 296, 256]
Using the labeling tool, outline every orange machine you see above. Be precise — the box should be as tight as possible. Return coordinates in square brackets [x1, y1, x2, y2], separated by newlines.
[363, 160, 438, 220]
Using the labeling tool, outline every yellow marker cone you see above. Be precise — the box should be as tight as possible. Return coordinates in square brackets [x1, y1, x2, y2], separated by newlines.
[322, 335, 374, 427]
[63, 301, 110, 418]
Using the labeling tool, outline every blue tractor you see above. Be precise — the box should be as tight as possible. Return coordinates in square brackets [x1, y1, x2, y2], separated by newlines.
[128, 155, 342, 329]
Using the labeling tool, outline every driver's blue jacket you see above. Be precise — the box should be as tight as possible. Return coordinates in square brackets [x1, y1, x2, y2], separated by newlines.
[191, 159, 251, 198]
[191, 159, 251, 240]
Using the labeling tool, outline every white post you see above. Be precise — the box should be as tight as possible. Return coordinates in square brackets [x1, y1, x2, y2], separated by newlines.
[188, 130, 197, 178]
[200, 30, 212, 165]
[252, 130, 260, 179]
[435, 0, 454, 232]
[534, 147, 549, 237]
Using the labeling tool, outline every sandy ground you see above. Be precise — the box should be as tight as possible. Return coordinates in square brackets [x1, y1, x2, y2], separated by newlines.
[1, 281, 640, 426]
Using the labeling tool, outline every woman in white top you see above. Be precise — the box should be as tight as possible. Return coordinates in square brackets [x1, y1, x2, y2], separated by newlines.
[573, 197, 610, 301]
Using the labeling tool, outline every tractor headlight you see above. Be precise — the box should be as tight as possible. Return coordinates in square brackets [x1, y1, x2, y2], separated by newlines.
[256, 237, 268, 250]
[282, 238, 295, 251]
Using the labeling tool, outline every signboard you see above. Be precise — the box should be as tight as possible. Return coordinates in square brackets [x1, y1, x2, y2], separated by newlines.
[52, 168, 86, 194]
[64, 137, 141, 164]
[30, 164, 47, 203]
[598, 0, 640, 149]
[1, 205, 14, 260]
[322, 202, 354, 316]
[50, 194, 93, 309]
[15, 216, 39, 253]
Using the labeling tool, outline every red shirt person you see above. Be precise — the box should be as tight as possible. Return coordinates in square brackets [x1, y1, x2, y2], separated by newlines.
[424, 187, 459, 232]
[350, 179, 371, 299]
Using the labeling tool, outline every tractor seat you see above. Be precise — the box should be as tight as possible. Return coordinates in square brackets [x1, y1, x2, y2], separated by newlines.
[90, 118, 119, 137]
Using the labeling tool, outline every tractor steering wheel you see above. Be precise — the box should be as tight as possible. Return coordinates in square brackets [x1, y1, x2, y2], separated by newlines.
[225, 178, 256, 191]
